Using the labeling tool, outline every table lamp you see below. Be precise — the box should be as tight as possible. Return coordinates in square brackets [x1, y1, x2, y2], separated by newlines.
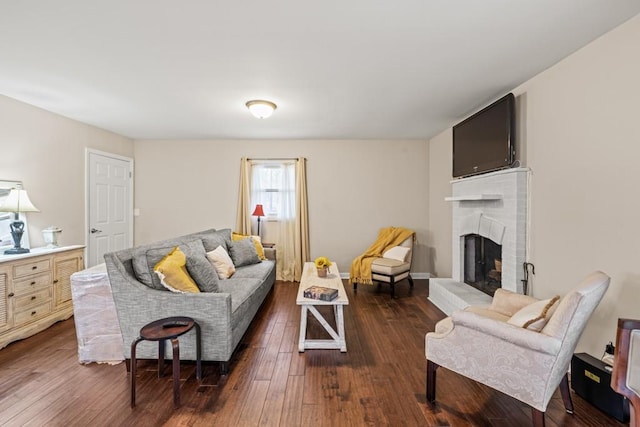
[0, 188, 40, 254]
[251, 204, 265, 236]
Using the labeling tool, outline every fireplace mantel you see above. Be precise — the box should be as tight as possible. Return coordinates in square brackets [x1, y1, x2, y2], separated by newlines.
[444, 194, 503, 202]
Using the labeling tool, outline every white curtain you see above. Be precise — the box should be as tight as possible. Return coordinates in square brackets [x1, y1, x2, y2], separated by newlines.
[237, 158, 309, 282]
[235, 158, 252, 235]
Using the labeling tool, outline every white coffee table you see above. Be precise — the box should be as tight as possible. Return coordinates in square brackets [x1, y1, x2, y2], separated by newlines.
[296, 262, 349, 352]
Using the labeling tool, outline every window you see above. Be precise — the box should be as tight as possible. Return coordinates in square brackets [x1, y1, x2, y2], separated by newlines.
[251, 162, 295, 219]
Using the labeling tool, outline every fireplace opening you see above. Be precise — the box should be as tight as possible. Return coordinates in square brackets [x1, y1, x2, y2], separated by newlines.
[464, 234, 502, 296]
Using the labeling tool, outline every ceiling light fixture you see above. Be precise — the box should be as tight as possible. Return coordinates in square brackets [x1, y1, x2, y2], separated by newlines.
[246, 100, 277, 119]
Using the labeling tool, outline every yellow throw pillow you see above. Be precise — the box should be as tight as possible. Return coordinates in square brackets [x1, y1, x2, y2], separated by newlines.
[232, 231, 266, 260]
[153, 247, 200, 293]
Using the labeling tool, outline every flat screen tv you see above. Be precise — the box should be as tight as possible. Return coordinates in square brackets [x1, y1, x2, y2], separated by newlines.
[452, 93, 515, 178]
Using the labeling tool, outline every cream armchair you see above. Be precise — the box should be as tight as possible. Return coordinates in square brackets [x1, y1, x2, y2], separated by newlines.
[425, 271, 610, 427]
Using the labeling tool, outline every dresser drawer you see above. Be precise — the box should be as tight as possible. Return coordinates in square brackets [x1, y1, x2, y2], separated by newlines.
[14, 301, 51, 325]
[13, 288, 51, 310]
[13, 273, 51, 294]
[13, 259, 51, 279]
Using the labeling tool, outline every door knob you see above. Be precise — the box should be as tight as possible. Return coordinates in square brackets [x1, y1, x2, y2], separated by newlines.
[90, 228, 103, 234]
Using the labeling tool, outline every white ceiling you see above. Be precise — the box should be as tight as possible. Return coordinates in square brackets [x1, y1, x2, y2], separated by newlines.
[1, 1, 639, 140]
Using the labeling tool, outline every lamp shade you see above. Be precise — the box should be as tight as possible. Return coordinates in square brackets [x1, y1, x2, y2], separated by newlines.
[251, 204, 265, 217]
[246, 100, 277, 119]
[0, 189, 40, 213]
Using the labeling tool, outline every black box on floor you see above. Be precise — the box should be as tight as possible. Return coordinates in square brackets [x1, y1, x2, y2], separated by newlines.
[571, 352, 629, 422]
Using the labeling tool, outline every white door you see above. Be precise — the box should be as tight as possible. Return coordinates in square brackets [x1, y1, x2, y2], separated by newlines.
[87, 151, 133, 267]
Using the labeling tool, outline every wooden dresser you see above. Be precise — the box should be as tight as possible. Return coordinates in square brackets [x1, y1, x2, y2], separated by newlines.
[0, 246, 84, 349]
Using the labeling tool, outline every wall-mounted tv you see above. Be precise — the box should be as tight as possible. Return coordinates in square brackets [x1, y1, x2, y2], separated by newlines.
[452, 93, 515, 178]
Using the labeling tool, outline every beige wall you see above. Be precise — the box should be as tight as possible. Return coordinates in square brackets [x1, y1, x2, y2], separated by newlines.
[0, 95, 134, 248]
[428, 14, 640, 355]
[133, 139, 430, 274]
[427, 129, 453, 278]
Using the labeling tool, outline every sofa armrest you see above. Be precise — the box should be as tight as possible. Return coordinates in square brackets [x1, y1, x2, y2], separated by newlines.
[105, 253, 234, 360]
[264, 246, 276, 261]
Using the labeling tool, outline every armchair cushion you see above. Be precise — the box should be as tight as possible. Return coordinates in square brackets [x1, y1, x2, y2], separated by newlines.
[489, 288, 539, 317]
[371, 257, 410, 275]
[382, 246, 411, 262]
[465, 305, 510, 322]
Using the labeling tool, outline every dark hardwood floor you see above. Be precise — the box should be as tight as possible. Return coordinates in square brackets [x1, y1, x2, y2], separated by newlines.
[0, 279, 623, 426]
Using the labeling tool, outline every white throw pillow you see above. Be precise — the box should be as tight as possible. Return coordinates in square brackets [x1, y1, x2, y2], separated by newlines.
[382, 246, 410, 262]
[206, 245, 236, 279]
[507, 296, 560, 332]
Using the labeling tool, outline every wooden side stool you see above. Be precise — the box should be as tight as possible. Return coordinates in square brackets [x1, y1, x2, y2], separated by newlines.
[130, 316, 202, 408]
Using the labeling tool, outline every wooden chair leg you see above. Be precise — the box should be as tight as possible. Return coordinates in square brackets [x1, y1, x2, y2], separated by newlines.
[408, 274, 414, 288]
[353, 283, 358, 292]
[426, 360, 438, 402]
[171, 338, 180, 407]
[559, 373, 574, 414]
[531, 408, 545, 427]
[130, 336, 143, 408]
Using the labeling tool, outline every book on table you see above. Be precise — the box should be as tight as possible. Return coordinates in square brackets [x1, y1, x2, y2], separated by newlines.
[303, 286, 339, 301]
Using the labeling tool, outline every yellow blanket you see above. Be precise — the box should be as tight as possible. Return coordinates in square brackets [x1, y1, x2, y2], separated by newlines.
[349, 226, 414, 285]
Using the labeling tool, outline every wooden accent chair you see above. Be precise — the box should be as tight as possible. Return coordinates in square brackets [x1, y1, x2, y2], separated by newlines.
[425, 271, 610, 427]
[611, 318, 640, 427]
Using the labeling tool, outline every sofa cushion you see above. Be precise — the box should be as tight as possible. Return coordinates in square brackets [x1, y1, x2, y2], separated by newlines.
[232, 260, 276, 281]
[153, 247, 200, 293]
[207, 245, 236, 279]
[133, 239, 219, 291]
[228, 238, 261, 267]
[201, 228, 232, 252]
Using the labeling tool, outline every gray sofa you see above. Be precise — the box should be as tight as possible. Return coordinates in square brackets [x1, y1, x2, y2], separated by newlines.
[104, 228, 276, 373]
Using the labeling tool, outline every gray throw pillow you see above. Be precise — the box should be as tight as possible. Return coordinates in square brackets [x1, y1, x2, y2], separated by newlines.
[132, 237, 186, 289]
[182, 240, 219, 292]
[143, 240, 219, 292]
[201, 228, 232, 252]
[228, 238, 261, 267]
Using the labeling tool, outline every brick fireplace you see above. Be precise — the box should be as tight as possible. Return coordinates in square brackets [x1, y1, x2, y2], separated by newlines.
[429, 168, 529, 314]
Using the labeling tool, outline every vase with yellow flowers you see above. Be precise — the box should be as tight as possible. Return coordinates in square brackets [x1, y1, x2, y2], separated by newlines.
[314, 256, 332, 278]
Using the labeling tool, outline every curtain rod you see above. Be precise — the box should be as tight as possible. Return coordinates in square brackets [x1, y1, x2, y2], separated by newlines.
[247, 158, 300, 161]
